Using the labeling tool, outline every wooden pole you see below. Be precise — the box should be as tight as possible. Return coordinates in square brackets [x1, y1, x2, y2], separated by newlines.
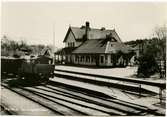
[53, 23, 55, 65]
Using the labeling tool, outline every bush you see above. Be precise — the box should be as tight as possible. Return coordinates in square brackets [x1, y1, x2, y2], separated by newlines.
[137, 54, 159, 78]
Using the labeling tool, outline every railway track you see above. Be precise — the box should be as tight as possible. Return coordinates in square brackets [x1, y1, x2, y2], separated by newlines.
[1, 69, 165, 116]
[54, 69, 164, 95]
[1, 80, 164, 116]
[53, 69, 165, 114]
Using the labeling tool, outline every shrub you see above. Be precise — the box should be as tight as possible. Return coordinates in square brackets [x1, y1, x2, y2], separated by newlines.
[137, 54, 159, 78]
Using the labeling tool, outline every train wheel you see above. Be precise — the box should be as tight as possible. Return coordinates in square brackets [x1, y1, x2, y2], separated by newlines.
[40, 77, 49, 85]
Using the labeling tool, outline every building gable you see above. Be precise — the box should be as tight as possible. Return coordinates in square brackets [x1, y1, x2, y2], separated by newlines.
[63, 27, 76, 42]
[64, 27, 83, 47]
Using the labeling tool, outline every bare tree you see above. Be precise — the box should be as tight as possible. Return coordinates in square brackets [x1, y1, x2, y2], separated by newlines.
[155, 25, 167, 40]
[154, 25, 167, 78]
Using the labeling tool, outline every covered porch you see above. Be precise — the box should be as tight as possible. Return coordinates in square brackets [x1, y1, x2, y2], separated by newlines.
[54, 47, 77, 64]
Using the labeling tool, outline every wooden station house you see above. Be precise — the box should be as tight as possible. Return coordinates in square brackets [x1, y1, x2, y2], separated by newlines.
[55, 22, 134, 67]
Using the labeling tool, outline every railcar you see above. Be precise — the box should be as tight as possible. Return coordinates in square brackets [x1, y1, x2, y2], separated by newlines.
[1, 55, 55, 83]
[18, 56, 55, 82]
[1, 57, 24, 75]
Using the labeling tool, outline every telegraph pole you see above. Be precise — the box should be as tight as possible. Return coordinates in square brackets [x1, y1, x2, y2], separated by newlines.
[53, 23, 56, 65]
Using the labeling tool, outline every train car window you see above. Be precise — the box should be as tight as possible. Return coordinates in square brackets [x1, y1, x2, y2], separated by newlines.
[49, 60, 51, 64]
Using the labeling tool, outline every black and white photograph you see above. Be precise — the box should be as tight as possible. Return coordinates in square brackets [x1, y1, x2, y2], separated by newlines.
[1, 0, 166, 116]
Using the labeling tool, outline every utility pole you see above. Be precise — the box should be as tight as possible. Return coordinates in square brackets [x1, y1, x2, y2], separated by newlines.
[53, 23, 56, 65]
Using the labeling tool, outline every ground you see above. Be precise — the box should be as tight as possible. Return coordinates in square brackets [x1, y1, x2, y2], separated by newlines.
[55, 65, 166, 109]
[1, 65, 166, 115]
[55, 65, 165, 82]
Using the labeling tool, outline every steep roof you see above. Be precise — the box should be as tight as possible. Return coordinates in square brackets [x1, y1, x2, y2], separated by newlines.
[63, 24, 132, 54]
[63, 27, 122, 43]
[72, 39, 132, 54]
[72, 39, 107, 54]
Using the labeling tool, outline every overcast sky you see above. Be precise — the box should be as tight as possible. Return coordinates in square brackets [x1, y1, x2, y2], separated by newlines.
[2, 2, 167, 48]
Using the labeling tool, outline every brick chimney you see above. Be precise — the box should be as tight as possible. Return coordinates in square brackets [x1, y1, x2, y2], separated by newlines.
[85, 21, 90, 40]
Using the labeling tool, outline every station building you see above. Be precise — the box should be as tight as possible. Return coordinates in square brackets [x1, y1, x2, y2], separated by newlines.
[55, 22, 134, 67]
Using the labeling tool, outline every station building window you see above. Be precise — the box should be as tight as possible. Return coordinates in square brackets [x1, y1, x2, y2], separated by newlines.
[91, 56, 94, 62]
[105, 55, 107, 62]
[101, 56, 104, 63]
[111, 55, 113, 63]
[75, 55, 79, 62]
[86, 56, 90, 63]
[68, 42, 75, 47]
[80, 56, 84, 62]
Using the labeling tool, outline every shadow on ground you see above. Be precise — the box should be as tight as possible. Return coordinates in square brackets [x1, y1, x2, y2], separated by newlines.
[2, 75, 46, 87]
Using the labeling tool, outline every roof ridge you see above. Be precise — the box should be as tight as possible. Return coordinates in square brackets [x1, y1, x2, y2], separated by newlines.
[70, 26, 115, 31]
